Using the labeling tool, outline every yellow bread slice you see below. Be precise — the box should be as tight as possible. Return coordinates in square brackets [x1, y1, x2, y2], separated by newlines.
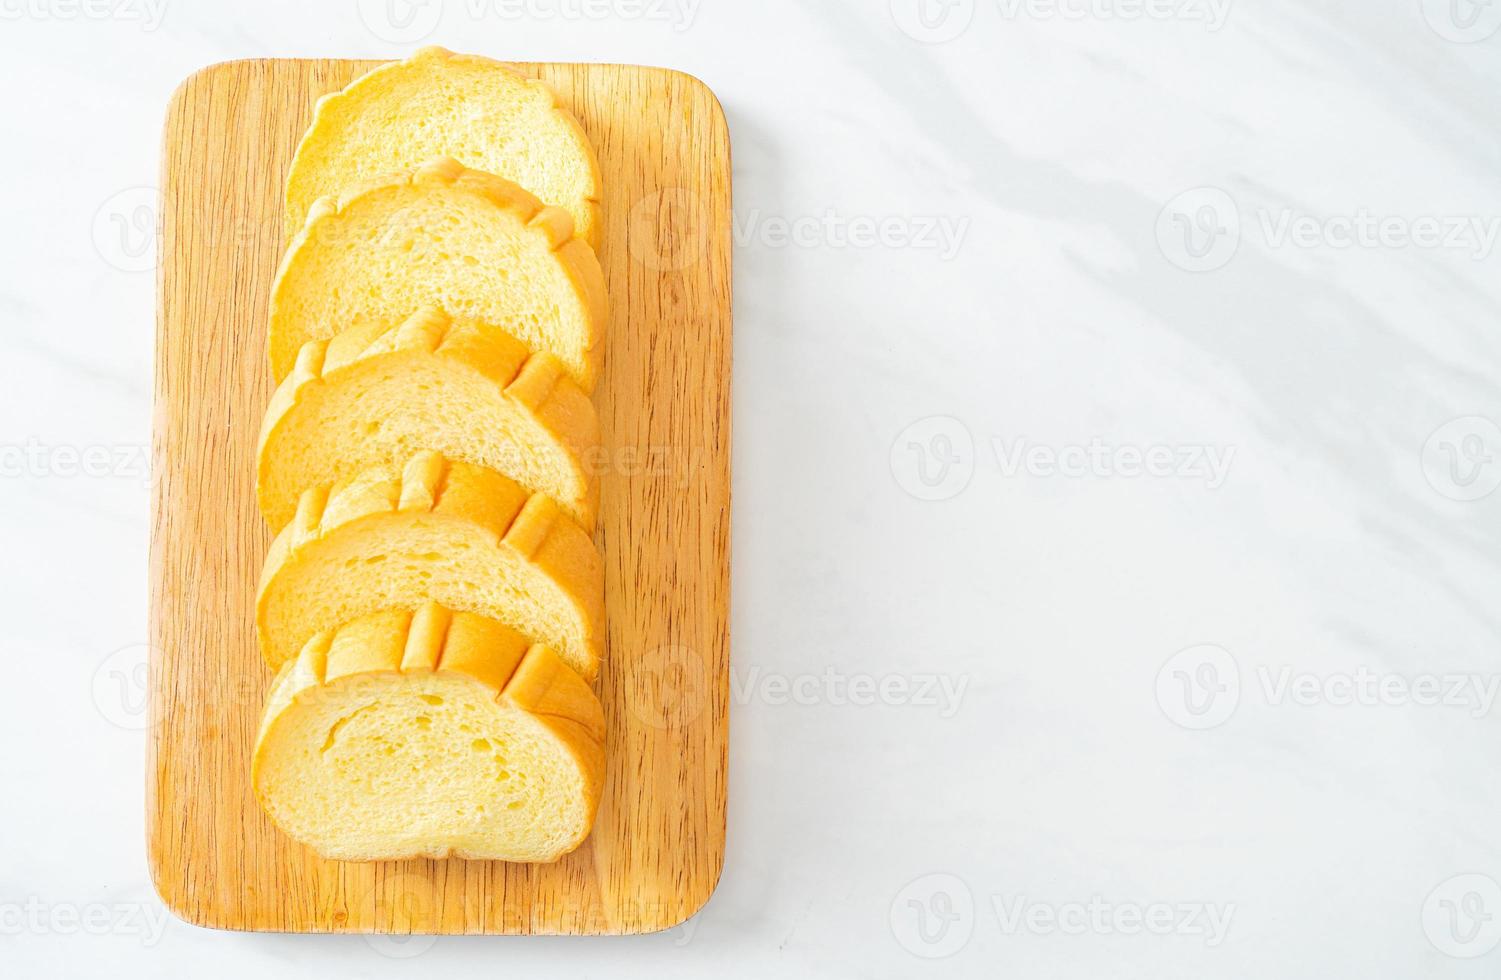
[284, 46, 602, 249]
[269, 157, 607, 391]
[257, 307, 601, 534]
[252, 603, 605, 862]
[256, 451, 604, 680]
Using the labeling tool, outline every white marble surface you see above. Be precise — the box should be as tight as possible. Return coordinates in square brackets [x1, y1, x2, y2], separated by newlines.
[4, 0, 1501, 976]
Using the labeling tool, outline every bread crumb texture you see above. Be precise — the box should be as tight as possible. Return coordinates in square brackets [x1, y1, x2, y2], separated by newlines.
[252, 603, 605, 862]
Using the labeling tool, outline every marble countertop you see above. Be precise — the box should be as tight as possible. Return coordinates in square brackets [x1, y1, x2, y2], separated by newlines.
[4, 0, 1501, 976]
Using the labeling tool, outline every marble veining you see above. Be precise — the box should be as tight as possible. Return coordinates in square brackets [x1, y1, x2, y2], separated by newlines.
[2, 0, 1499, 976]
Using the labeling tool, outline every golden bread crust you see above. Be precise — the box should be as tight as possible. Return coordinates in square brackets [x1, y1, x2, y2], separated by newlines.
[269, 158, 607, 390]
[283, 46, 603, 248]
[256, 307, 601, 531]
[255, 451, 605, 679]
[252, 603, 605, 862]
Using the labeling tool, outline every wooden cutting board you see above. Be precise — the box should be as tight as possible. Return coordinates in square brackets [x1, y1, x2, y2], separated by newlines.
[148, 58, 732, 935]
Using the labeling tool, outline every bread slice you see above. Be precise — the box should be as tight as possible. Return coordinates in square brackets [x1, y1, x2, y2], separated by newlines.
[268, 157, 607, 392]
[252, 603, 605, 862]
[284, 46, 602, 249]
[257, 307, 600, 534]
[256, 450, 604, 681]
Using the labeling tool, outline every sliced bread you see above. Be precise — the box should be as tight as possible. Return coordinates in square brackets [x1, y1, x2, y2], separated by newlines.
[283, 46, 603, 249]
[252, 603, 605, 862]
[256, 450, 604, 681]
[257, 307, 600, 534]
[268, 157, 607, 392]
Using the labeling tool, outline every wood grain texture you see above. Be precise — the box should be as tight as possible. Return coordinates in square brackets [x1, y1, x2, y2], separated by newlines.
[148, 58, 732, 935]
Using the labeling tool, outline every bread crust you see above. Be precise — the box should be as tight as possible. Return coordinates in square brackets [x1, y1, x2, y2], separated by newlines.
[255, 451, 605, 680]
[252, 603, 605, 862]
[269, 157, 608, 390]
[256, 307, 602, 532]
[283, 46, 603, 249]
